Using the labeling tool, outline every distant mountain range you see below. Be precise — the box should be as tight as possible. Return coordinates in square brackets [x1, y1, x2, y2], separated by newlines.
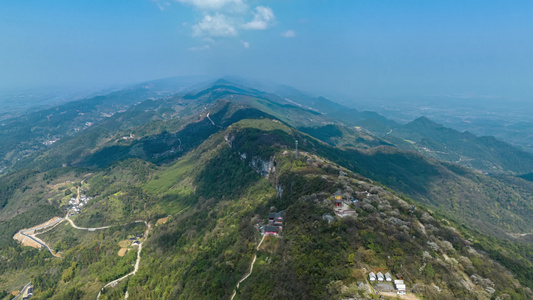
[0, 78, 532, 299]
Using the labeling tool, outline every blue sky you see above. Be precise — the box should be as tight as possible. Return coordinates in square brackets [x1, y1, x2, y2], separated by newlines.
[1, 0, 532, 100]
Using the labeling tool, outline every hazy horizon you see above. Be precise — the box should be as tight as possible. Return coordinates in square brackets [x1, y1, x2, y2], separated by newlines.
[1, 0, 533, 101]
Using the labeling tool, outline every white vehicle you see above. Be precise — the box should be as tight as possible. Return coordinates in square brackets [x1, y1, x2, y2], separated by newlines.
[397, 290, 406, 295]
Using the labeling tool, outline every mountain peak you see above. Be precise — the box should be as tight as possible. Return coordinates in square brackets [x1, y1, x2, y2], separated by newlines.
[211, 78, 235, 87]
[409, 116, 441, 128]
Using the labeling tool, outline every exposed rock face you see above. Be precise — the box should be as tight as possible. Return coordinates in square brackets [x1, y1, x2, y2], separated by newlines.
[224, 133, 235, 146]
[225, 132, 275, 178]
[250, 156, 275, 178]
[276, 184, 283, 198]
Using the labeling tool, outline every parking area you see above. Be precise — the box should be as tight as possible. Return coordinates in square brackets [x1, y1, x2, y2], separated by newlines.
[374, 282, 394, 292]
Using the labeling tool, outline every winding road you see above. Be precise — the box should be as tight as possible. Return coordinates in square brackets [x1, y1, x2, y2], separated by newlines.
[96, 222, 150, 300]
[64, 216, 146, 231]
[17, 217, 66, 258]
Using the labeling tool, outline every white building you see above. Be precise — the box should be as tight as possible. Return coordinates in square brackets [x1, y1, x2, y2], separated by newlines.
[369, 272, 376, 281]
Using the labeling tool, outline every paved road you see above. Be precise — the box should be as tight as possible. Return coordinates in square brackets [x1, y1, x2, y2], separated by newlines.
[12, 282, 31, 300]
[65, 217, 112, 231]
[18, 218, 66, 257]
[65, 216, 145, 231]
[19, 231, 62, 258]
[230, 234, 266, 300]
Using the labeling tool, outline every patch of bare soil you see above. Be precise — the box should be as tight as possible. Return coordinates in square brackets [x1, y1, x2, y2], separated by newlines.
[118, 248, 129, 257]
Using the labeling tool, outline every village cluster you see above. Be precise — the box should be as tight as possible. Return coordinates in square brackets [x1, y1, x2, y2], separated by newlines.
[128, 234, 143, 246]
[67, 193, 93, 215]
[368, 271, 407, 295]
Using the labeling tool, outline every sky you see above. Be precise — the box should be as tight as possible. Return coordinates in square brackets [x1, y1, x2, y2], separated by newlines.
[1, 0, 532, 100]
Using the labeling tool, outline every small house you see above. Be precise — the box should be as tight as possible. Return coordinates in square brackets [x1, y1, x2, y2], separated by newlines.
[264, 225, 279, 236]
[396, 284, 406, 291]
[133, 241, 140, 246]
[268, 211, 285, 227]
[377, 272, 384, 282]
[368, 272, 376, 281]
[268, 211, 285, 224]
[385, 272, 392, 282]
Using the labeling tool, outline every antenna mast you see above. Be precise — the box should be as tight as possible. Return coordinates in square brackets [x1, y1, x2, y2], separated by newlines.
[295, 140, 299, 159]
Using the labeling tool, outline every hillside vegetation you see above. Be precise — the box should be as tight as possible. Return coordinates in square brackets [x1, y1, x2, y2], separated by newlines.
[0, 81, 532, 299]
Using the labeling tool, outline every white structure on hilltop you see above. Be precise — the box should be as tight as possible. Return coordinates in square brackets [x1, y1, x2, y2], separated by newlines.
[377, 272, 384, 282]
[369, 272, 376, 281]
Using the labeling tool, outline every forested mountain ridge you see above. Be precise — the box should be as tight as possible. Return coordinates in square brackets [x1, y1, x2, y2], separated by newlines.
[273, 83, 533, 175]
[1, 118, 531, 299]
[326, 109, 533, 174]
[0, 77, 204, 173]
[0, 80, 532, 299]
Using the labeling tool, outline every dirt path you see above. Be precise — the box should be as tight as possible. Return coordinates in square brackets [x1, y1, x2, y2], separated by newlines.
[230, 234, 266, 300]
[206, 113, 215, 126]
[509, 232, 533, 238]
[96, 222, 150, 300]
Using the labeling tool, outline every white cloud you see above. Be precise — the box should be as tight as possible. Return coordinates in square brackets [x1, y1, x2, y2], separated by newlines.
[176, 0, 245, 10]
[156, 0, 276, 40]
[281, 30, 296, 38]
[192, 14, 237, 37]
[242, 41, 250, 48]
[242, 6, 275, 30]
